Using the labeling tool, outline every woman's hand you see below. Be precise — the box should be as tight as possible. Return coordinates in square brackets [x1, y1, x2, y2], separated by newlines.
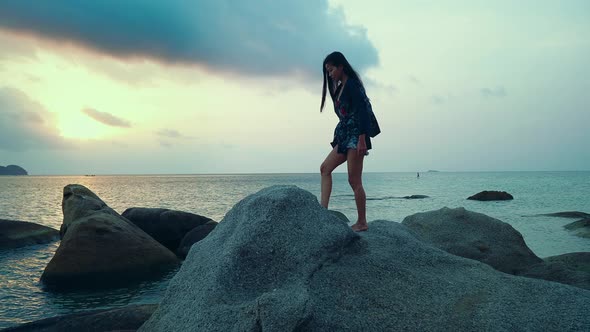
[357, 134, 367, 156]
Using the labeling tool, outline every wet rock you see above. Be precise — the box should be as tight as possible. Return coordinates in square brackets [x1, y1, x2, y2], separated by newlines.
[122, 207, 213, 252]
[401, 207, 542, 274]
[176, 221, 218, 258]
[564, 218, 590, 238]
[41, 185, 179, 290]
[2, 303, 157, 332]
[538, 211, 590, 219]
[519, 252, 590, 290]
[467, 191, 513, 201]
[0, 219, 58, 249]
[403, 195, 429, 199]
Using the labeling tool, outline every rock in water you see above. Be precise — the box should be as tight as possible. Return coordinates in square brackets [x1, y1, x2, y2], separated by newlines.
[402, 207, 542, 274]
[520, 252, 590, 290]
[177, 221, 218, 258]
[467, 190, 513, 201]
[564, 218, 590, 238]
[122, 207, 213, 252]
[138, 186, 590, 332]
[3, 304, 157, 332]
[0, 219, 59, 249]
[41, 184, 179, 289]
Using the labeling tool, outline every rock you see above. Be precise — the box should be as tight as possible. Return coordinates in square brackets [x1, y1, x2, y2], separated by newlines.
[41, 185, 180, 290]
[138, 186, 590, 331]
[564, 218, 590, 238]
[328, 209, 350, 223]
[519, 252, 590, 290]
[176, 221, 218, 258]
[122, 207, 213, 252]
[403, 195, 429, 199]
[401, 207, 542, 274]
[2, 303, 157, 332]
[539, 211, 590, 219]
[467, 190, 513, 201]
[0, 165, 28, 176]
[0, 219, 59, 249]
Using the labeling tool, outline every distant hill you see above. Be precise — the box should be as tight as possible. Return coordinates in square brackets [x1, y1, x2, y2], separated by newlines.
[0, 165, 28, 175]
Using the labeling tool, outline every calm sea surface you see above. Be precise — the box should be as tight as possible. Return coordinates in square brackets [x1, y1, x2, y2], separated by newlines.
[1, 172, 589, 328]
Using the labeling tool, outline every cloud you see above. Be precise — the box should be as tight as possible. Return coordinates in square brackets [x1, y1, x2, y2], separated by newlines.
[0, 30, 37, 60]
[430, 95, 446, 105]
[0, 87, 71, 151]
[156, 128, 193, 139]
[0, 0, 378, 79]
[82, 108, 131, 127]
[481, 86, 507, 98]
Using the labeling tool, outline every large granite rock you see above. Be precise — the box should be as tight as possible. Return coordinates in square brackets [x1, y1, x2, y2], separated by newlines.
[519, 252, 590, 290]
[121, 207, 213, 252]
[2, 304, 157, 332]
[41, 185, 179, 289]
[564, 218, 590, 238]
[177, 221, 218, 258]
[401, 207, 542, 274]
[0, 219, 58, 249]
[138, 186, 590, 332]
[0, 165, 28, 176]
[467, 190, 513, 201]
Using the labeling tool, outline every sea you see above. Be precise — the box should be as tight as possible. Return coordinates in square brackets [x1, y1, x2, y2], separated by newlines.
[1, 171, 589, 328]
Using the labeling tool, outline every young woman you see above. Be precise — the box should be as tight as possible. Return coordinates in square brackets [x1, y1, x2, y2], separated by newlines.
[320, 51, 380, 232]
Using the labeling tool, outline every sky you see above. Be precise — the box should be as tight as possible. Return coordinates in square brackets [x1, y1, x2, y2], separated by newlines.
[0, 0, 589, 174]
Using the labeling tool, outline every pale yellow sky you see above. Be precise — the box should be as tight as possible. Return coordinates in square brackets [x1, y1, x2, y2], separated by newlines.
[0, 1, 588, 174]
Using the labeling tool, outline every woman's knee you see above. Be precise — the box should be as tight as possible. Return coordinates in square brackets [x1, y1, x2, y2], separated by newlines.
[320, 163, 332, 176]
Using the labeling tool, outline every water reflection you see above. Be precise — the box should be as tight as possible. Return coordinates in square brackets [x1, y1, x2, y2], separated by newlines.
[0, 241, 178, 328]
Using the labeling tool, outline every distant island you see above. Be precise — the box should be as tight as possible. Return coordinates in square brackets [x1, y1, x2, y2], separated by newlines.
[0, 165, 28, 176]
[427, 170, 440, 173]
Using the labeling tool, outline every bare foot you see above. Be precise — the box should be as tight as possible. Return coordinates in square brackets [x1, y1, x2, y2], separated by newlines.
[351, 223, 368, 232]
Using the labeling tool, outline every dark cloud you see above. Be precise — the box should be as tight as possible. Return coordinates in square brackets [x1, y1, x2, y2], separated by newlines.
[0, 87, 71, 151]
[481, 86, 507, 98]
[0, 0, 378, 79]
[82, 108, 131, 127]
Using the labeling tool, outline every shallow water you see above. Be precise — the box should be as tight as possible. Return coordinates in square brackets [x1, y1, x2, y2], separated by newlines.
[0, 172, 589, 328]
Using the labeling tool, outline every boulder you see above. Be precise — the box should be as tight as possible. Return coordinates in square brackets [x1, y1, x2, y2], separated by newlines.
[401, 207, 542, 274]
[467, 190, 513, 201]
[519, 252, 590, 290]
[539, 211, 590, 219]
[328, 209, 350, 223]
[403, 195, 429, 199]
[0, 219, 59, 249]
[177, 221, 218, 258]
[2, 303, 157, 332]
[41, 185, 179, 289]
[138, 186, 590, 332]
[121, 207, 213, 252]
[564, 218, 590, 238]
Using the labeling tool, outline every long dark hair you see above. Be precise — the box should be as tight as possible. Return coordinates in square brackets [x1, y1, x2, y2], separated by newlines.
[320, 51, 364, 112]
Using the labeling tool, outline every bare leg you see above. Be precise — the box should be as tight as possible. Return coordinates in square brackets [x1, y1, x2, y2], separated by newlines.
[347, 149, 368, 231]
[320, 146, 347, 208]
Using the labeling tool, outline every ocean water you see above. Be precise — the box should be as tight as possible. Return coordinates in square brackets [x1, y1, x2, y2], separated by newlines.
[0, 172, 589, 328]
